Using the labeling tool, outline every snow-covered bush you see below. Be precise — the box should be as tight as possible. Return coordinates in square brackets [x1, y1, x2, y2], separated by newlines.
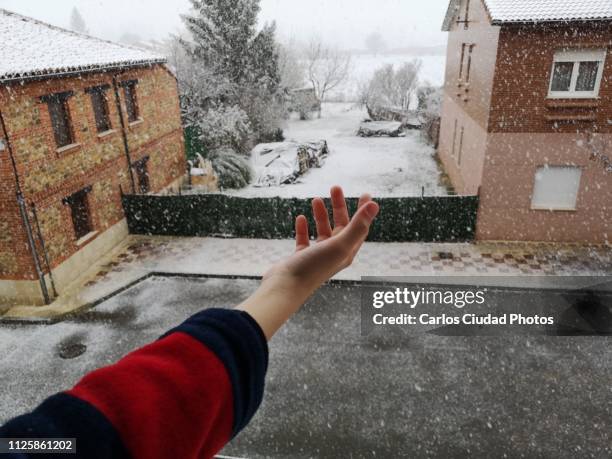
[208, 148, 252, 190]
[418, 84, 442, 117]
[288, 88, 319, 120]
[239, 83, 286, 143]
[196, 104, 252, 153]
[417, 84, 443, 147]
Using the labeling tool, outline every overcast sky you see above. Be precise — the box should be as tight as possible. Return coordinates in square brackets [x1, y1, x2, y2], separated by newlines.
[0, 0, 449, 50]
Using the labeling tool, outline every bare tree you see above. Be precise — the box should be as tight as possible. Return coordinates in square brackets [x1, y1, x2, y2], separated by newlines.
[305, 39, 352, 117]
[365, 59, 422, 111]
[395, 60, 422, 109]
[69, 7, 88, 34]
[365, 32, 387, 56]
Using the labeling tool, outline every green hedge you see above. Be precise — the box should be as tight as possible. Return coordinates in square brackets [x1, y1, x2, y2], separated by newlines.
[184, 125, 206, 161]
[122, 194, 479, 242]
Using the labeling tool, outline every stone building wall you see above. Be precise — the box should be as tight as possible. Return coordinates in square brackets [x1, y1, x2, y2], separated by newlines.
[0, 64, 185, 302]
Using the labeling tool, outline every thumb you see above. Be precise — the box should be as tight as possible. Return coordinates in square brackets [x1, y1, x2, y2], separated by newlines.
[339, 201, 379, 248]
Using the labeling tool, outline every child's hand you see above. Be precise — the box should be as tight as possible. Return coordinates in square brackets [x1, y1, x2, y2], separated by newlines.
[238, 186, 379, 340]
[264, 186, 379, 293]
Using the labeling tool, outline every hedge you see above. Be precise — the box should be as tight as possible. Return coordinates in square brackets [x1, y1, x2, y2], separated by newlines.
[122, 194, 479, 242]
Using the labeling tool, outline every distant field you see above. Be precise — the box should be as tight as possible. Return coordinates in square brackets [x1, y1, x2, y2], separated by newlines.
[329, 52, 447, 101]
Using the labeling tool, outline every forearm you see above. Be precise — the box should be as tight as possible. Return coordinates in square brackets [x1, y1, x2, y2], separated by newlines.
[237, 276, 315, 341]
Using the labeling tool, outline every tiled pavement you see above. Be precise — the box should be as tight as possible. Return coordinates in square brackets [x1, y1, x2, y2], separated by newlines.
[95, 236, 612, 279]
[2, 236, 611, 321]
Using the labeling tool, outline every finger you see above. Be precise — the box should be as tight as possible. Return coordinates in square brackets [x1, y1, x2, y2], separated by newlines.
[330, 186, 350, 229]
[338, 201, 379, 249]
[295, 215, 310, 251]
[312, 198, 332, 241]
[357, 193, 372, 210]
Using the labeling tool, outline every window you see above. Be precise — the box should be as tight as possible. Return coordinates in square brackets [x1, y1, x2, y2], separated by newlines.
[531, 166, 582, 211]
[87, 85, 112, 133]
[134, 157, 150, 194]
[122, 80, 140, 122]
[459, 44, 466, 80]
[465, 45, 474, 82]
[456, 0, 470, 29]
[548, 50, 606, 99]
[451, 119, 458, 157]
[43, 92, 74, 148]
[64, 187, 93, 240]
[457, 126, 465, 165]
[459, 44, 474, 82]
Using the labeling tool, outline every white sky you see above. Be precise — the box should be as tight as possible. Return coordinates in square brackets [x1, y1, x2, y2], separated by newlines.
[0, 0, 449, 50]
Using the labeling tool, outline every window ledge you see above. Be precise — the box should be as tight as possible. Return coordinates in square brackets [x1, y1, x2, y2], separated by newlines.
[56, 143, 81, 154]
[76, 231, 99, 247]
[545, 114, 596, 122]
[128, 118, 144, 127]
[546, 99, 600, 109]
[97, 129, 117, 138]
[547, 94, 600, 100]
[531, 207, 577, 213]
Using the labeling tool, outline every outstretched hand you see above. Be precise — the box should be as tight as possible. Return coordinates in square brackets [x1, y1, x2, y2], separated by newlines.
[238, 186, 379, 340]
[265, 186, 379, 293]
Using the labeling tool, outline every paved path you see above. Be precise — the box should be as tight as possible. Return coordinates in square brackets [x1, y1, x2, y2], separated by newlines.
[101, 236, 612, 277]
[2, 236, 611, 321]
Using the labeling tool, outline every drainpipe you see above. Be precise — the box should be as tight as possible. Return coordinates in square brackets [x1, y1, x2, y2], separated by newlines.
[0, 108, 51, 304]
[112, 75, 136, 194]
[31, 202, 58, 298]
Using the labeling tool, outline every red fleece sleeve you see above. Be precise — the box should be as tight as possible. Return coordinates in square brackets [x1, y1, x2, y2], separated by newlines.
[68, 332, 233, 459]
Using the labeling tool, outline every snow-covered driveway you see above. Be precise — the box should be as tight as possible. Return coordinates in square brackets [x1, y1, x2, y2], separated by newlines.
[228, 103, 447, 198]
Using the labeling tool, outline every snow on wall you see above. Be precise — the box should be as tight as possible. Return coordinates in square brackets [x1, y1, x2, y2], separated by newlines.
[0, 8, 165, 81]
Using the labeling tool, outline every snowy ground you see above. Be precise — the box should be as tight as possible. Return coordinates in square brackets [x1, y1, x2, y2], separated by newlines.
[1, 276, 611, 458]
[227, 103, 447, 198]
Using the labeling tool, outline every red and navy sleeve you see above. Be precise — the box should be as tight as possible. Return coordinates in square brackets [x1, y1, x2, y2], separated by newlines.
[0, 308, 268, 459]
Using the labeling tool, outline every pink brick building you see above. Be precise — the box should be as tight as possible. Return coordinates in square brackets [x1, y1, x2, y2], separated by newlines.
[438, 0, 611, 243]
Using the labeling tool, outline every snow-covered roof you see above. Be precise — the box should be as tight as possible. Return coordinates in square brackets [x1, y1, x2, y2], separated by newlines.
[0, 9, 166, 83]
[442, 0, 612, 31]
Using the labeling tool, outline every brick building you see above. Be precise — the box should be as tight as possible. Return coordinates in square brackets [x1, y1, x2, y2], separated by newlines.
[0, 9, 186, 305]
[439, 0, 611, 243]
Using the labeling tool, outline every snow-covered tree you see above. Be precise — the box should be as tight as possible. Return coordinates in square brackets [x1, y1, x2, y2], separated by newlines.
[365, 32, 387, 56]
[278, 40, 305, 91]
[69, 7, 88, 34]
[305, 38, 352, 117]
[178, 0, 285, 188]
[365, 60, 422, 111]
[395, 60, 422, 109]
[181, 0, 278, 89]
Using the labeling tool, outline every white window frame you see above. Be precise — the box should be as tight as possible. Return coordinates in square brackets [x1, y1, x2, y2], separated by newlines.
[531, 166, 583, 211]
[548, 49, 607, 99]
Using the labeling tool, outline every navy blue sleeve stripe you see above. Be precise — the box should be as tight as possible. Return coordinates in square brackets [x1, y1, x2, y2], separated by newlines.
[0, 393, 130, 459]
[161, 308, 269, 437]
